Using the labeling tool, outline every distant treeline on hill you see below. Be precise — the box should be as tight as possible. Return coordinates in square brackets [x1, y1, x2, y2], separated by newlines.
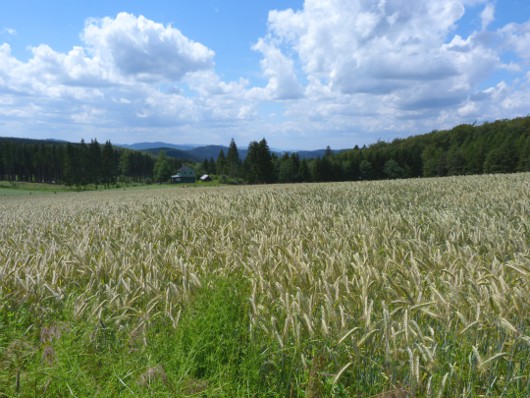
[0, 138, 184, 187]
[1, 116, 529, 186]
[302, 116, 529, 182]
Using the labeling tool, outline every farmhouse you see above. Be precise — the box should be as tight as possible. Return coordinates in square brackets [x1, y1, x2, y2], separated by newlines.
[171, 165, 196, 183]
[200, 174, 212, 182]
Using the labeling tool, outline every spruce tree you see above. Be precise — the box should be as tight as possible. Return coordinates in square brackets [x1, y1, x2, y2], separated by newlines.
[101, 140, 117, 187]
[88, 139, 101, 188]
[226, 138, 241, 178]
[216, 149, 226, 176]
[245, 139, 274, 184]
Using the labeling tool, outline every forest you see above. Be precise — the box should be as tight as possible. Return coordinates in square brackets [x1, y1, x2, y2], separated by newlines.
[186, 117, 530, 183]
[0, 139, 182, 187]
[1, 116, 529, 186]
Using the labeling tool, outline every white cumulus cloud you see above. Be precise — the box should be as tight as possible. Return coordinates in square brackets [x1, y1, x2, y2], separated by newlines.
[81, 12, 215, 82]
[250, 38, 303, 100]
[1, 5, 530, 149]
[249, 0, 530, 147]
[0, 13, 249, 144]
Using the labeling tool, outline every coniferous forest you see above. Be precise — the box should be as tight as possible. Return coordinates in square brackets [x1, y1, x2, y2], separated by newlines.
[1, 116, 529, 186]
[0, 139, 183, 187]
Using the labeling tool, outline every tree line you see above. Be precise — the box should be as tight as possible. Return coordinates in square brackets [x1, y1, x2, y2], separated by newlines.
[0, 138, 182, 187]
[1, 116, 529, 187]
[199, 117, 530, 184]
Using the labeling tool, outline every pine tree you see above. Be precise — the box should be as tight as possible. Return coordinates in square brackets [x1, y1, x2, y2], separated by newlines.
[88, 139, 102, 188]
[216, 149, 226, 176]
[63, 143, 77, 186]
[208, 157, 216, 174]
[278, 153, 296, 183]
[298, 159, 311, 182]
[101, 140, 117, 187]
[119, 151, 131, 179]
[226, 138, 241, 178]
[245, 139, 275, 184]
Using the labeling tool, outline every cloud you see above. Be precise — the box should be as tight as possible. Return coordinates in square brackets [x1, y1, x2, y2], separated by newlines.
[480, 3, 495, 30]
[81, 13, 214, 82]
[1, 6, 530, 149]
[2, 27, 17, 36]
[500, 20, 530, 63]
[249, 0, 530, 147]
[0, 13, 247, 143]
[263, 0, 471, 95]
[250, 38, 303, 100]
[0, 13, 217, 92]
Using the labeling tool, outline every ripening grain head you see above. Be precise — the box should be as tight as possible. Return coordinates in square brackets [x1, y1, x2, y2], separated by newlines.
[1, 173, 529, 395]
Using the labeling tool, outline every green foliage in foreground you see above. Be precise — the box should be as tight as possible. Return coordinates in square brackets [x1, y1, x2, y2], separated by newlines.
[0, 174, 529, 397]
[2, 278, 527, 397]
[0, 277, 298, 397]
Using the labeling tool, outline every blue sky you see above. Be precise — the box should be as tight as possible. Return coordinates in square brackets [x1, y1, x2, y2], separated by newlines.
[1, 0, 529, 150]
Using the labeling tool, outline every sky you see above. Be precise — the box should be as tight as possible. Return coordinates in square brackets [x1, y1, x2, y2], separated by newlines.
[1, 1, 529, 150]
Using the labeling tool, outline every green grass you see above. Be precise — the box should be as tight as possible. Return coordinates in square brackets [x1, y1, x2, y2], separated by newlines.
[0, 181, 68, 196]
[0, 180, 160, 196]
[0, 277, 295, 397]
[0, 179, 224, 197]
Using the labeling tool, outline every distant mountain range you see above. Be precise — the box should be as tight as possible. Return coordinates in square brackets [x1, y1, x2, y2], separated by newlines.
[138, 145, 243, 162]
[0, 136, 342, 161]
[119, 142, 198, 151]
[117, 142, 341, 161]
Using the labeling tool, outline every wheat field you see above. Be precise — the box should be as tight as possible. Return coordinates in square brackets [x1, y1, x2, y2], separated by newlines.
[1, 174, 529, 396]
